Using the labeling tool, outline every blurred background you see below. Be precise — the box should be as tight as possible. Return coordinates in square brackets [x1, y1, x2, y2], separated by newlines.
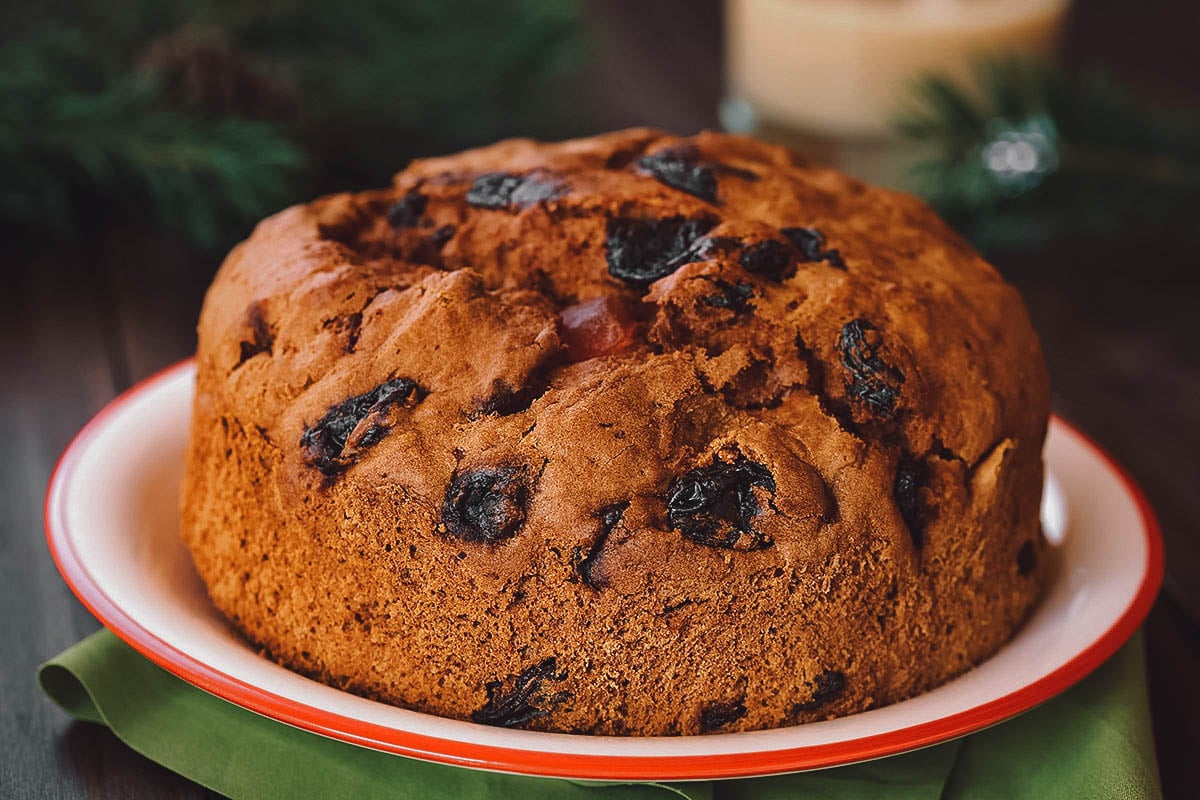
[3, 0, 1199, 251]
[2, 0, 1198, 796]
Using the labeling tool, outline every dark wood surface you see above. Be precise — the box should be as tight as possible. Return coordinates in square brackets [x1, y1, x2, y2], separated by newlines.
[3, 1, 1199, 797]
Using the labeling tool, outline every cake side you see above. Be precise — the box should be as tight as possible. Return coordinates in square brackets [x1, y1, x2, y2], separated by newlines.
[180, 128, 1050, 735]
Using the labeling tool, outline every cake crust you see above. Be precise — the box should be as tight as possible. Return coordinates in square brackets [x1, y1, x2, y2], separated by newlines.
[181, 129, 1050, 735]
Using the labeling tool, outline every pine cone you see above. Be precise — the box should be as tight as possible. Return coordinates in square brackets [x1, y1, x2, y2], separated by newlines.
[137, 24, 296, 121]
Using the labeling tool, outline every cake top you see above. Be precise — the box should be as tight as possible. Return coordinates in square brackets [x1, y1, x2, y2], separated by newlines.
[197, 128, 1047, 588]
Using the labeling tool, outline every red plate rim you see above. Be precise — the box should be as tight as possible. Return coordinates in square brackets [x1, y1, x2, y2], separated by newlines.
[44, 357, 1165, 781]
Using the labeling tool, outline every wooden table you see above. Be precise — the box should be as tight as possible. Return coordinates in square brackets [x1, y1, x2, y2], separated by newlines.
[2, 1, 1198, 796]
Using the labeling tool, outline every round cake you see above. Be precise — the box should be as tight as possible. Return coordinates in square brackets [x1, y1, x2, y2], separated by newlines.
[181, 128, 1050, 736]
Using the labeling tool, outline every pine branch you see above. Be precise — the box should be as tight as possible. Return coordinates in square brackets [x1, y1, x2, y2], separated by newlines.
[0, 2, 583, 247]
[193, 0, 584, 181]
[895, 59, 1200, 250]
[0, 27, 304, 247]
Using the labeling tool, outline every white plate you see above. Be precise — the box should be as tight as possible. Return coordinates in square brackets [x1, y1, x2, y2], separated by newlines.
[45, 360, 1162, 780]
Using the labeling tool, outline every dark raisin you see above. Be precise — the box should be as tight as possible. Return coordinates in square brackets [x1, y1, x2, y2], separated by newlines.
[574, 501, 629, 588]
[466, 172, 564, 210]
[781, 227, 825, 260]
[667, 452, 776, 550]
[507, 176, 564, 207]
[699, 698, 747, 732]
[1017, 540, 1037, 576]
[635, 147, 718, 202]
[823, 248, 847, 270]
[443, 467, 530, 544]
[236, 302, 274, 366]
[470, 377, 548, 419]
[471, 657, 571, 728]
[719, 164, 760, 182]
[739, 239, 795, 282]
[691, 236, 742, 257]
[780, 227, 847, 270]
[386, 191, 427, 229]
[429, 224, 456, 247]
[604, 215, 717, 288]
[300, 378, 422, 478]
[794, 670, 846, 713]
[599, 501, 627, 533]
[648, 233, 739, 272]
[837, 319, 904, 417]
[700, 280, 755, 314]
[603, 143, 645, 170]
[401, 224, 457, 268]
[466, 173, 523, 209]
[894, 458, 928, 548]
[356, 424, 390, 448]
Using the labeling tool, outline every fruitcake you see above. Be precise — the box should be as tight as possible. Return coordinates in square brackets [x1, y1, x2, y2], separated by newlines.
[180, 128, 1051, 735]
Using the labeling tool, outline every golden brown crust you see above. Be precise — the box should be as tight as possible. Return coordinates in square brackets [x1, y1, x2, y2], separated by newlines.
[181, 128, 1051, 735]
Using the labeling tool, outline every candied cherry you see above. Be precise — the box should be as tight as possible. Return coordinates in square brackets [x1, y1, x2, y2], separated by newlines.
[559, 295, 638, 362]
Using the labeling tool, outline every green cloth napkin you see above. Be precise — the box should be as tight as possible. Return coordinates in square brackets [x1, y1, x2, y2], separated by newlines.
[38, 630, 1161, 800]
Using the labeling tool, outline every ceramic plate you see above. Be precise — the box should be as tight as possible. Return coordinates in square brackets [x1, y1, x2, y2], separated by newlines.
[45, 360, 1162, 781]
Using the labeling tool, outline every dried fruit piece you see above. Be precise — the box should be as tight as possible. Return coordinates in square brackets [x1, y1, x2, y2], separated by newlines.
[429, 224, 456, 248]
[689, 235, 742, 259]
[667, 452, 776, 550]
[699, 698, 747, 732]
[837, 319, 905, 417]
[471, 378, 548, 418]
[598, 502, 627, 534]
[720, 164, 760, 182]
[401, 223, 457, 268]
[466, 172, 564, 210]
[574, 501, 629, 588]
[635, 147, 719, 202]
[386, 190, 427, 229]
[466, 173, 522, 209]
[471, 657, 571, 728]
[1017, 540, 1037, 576]
[739, 239, 795, 281]
[443, 466, 530, 543]
[605, 215, 717, 288]
[236, 301, 274, 366]
[300, 378, 422, 478]
[794, 670, 846, 713]
[780, 226, 824, 260]
[560, 295, 638, 362]
[894, 458, 928, 548]
[780, 226, 847, 270]
[633, 146, 759, 202]
[700, 280, 755, 314]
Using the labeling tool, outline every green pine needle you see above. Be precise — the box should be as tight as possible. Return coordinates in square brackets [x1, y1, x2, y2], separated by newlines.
[0, 2, 583, 247]
[0, 28, 304, 247]
[896, 59, 1200, 250]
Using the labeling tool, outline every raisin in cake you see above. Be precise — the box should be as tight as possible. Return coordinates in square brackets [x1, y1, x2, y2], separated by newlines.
[181, 129, 1051, 735]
